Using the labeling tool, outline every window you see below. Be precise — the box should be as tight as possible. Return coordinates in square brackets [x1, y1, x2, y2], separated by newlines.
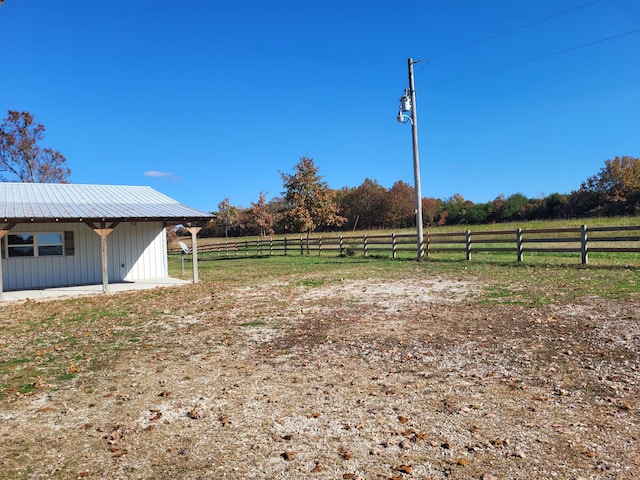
[7, 232, 64, 257]
[7, 234, 34, 257]
[38, 233, 64, 256]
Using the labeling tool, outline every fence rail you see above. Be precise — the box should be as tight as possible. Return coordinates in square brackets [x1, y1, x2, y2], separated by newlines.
[170, 224, 640, 265]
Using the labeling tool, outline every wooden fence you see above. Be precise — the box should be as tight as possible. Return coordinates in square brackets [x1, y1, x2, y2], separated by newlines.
[170, 224, 640, 265]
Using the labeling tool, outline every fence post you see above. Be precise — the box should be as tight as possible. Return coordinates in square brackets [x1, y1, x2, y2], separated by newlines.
[225, 240, 229, 256]
[392, 233, 397, 259]
[516, 228, 523, 263]
[339, 236, 344, 256]
[581, 224, 588, 265]
[300, 237, 304, 255]
[269, 237, 273, 256]
[363, 234, 368, 257]
[465, 230, 472, 261]
[318, 236, 322, 256]
[425, 231, 430, 258]
[284, 237, 288, 256]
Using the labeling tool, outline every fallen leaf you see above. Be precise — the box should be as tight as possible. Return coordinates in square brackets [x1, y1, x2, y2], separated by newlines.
[281, 451, 295, 461]
[398, 415, 408, 424]
[36, 407, 56, 413]
[338, 446, 353, 460]
[185, 407, 206, 420]
[394, 464, 412, 474]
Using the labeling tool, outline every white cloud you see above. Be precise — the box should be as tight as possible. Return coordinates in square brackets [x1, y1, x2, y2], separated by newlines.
[144, 170, 174, 177]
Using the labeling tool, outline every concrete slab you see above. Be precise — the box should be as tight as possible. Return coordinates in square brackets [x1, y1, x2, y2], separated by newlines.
[0, 277, 191, 303]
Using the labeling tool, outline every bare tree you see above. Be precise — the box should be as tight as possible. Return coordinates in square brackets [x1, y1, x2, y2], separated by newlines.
[0, 110, 71, 183]
[216, 197, 238, 238]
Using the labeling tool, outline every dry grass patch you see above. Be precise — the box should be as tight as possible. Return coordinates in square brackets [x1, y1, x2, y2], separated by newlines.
[1, 258, 639, 479]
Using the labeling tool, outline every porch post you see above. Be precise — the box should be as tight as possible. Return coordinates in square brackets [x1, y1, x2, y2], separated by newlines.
[187, 225, 203, 284]
[88, 222, 119, 293]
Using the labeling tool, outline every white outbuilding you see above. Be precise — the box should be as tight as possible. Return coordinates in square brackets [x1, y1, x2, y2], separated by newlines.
[0, 183, 212, 298]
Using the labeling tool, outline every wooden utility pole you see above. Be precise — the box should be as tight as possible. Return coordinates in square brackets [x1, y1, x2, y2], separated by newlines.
[407, 57, 424, 259]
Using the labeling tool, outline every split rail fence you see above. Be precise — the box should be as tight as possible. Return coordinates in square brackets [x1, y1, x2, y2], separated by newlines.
[170, 224, 640, 265]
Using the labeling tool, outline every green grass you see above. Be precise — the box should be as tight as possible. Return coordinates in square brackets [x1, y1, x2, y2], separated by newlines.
[171, 249, 639, 303]
[2, 219, 638, 401]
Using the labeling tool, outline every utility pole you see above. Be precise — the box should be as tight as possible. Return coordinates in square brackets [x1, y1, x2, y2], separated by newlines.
[398, 57, 424, 259]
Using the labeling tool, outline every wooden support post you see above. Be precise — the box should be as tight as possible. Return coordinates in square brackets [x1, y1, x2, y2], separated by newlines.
[318, 236, 322, 256]
[363, 234, 368, 258]
[187, 226, 202, 283]
[284, 237, 288, 256]
[466, 230, 472, 261]
[425, 231, 430, 258]
[88, 222, 119, 293]
[392, 233, 397, 259]
[516, 228, 523, 263]
[339, 236, 344, 256]
[581, 224, 588, 265]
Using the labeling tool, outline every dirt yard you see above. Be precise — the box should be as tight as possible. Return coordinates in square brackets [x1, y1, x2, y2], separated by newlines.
[1, 269, 639, 479]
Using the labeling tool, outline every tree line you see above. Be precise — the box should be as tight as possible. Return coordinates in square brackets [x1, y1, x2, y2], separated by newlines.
[1, 110, 637, 236]
[199, 155, 640, 238]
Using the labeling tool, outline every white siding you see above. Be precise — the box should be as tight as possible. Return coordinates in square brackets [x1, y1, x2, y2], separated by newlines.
[1, 222, 168, 290]
[108, 222, 168, 282]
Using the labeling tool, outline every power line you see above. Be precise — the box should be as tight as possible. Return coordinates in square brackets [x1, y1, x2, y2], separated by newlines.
[426, 0, 603, 61]
[423, 27, 640, 89]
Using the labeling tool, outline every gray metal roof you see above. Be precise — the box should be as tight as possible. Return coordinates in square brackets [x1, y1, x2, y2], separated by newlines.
[0, 183, 213, 223]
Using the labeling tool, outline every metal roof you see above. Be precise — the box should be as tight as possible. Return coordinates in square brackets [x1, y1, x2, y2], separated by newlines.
[0, 183, 213, 224]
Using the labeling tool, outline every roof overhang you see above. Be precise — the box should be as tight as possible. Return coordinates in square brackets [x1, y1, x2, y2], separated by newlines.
[2, 216, 212, 226]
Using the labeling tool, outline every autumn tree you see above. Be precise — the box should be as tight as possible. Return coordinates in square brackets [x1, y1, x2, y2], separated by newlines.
[281, 157, 346, 242]
[573, 156, 640, 216]
[383, 180, 415, 228]
[338, 178, 389, 230]
[240, 192, 278, 237]
[422, 197, 440, 225]
[0, 110, 71, 183]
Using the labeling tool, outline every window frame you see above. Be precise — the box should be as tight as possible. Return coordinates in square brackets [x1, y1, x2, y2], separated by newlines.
[6, 232, 65, 258]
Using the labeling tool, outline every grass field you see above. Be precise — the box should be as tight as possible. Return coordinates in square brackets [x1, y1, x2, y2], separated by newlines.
[1, 237, 639, 479]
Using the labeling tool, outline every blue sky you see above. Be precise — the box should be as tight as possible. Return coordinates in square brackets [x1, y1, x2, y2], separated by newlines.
[1, 1, 638, 212]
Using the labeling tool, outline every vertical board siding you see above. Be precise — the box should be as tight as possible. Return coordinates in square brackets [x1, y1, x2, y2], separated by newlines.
[2, 222, 167, 290]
